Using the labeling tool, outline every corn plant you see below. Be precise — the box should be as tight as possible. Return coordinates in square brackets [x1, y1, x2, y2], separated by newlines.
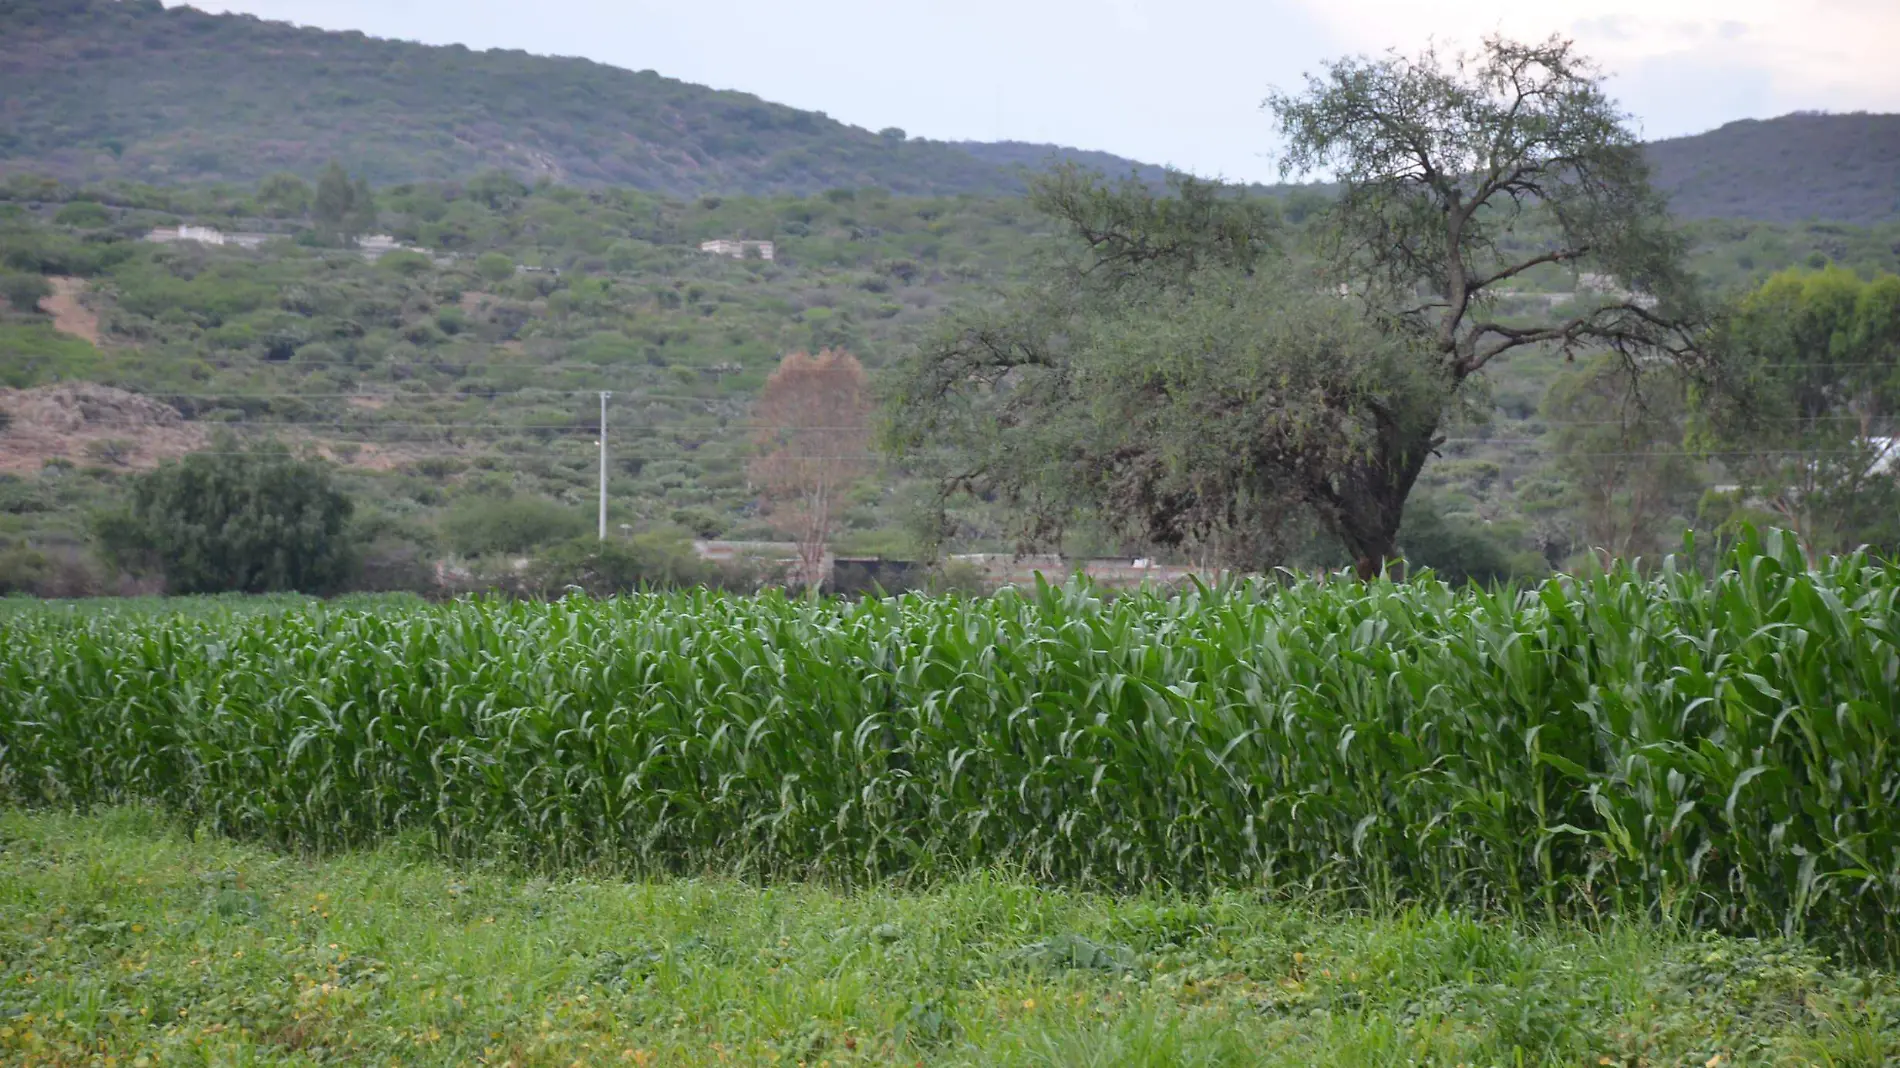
[3, 528, 1897, 959]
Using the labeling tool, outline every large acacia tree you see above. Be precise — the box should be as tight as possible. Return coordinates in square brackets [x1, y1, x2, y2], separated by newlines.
[891, 36, 1703, 575]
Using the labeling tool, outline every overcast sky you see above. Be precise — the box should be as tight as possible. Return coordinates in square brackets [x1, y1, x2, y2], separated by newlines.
[171, 0, 1899, 183]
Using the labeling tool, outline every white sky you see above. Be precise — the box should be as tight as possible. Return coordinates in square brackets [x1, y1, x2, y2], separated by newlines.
[172, 0, 1900, 183]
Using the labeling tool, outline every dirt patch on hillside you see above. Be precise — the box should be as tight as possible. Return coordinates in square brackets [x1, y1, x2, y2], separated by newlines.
[39, 277, 102, 345]
[0, 384, 209, 473]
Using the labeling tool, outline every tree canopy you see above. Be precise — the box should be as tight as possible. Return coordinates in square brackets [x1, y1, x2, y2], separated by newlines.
[97, 438, 358, 594]
[1701, 265, 1900, 554]
[892, 36, 1705, 575]
[751, 348, 872, 586]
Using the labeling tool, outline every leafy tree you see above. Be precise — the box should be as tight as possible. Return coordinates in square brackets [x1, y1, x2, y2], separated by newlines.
[349, 174, 378, 235]
[95, 438, 358, 594]
[474, 251, 516, 285]
[1702, 266, 1900, 554]
[751, 348, 872, 587]
[893, 37, 1701, 575]
[256, 172, 312, 217]
[312, 161, 375, 245]
[1265, 35, 1702, 573]
[1543, 356, 1705, 565]
[52, 201, 110, 227]
[439, 494, 586, 556]
[1396, 493, 1542, 586]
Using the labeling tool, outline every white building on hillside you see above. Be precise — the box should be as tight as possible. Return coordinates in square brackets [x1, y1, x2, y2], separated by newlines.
[146, 224, 229, 245]
[143, 225, 272, 249]
[699, 238, 775, 261]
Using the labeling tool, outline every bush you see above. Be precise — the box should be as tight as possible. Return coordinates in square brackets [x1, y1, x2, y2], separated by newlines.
[524, 530, 711, 596]
[347, 512, 441, 596]
[0, 272, 52, 313]
[474, 252, 515, 285]
[0, 547, 51, 595]
[378, 249, 433, 276]
[440, 494, 585, 556]
[52, 201, 111, 228]
[94, 438, 359, 595]
[0, 545, 109, 598]
[1399, 496, 1545, 586]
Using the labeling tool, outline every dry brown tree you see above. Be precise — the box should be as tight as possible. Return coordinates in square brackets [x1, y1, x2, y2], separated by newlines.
[750, 349, 872, 588]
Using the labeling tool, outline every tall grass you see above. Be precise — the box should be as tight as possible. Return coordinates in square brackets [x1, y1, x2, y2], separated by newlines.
[4, 529, 1897, 957]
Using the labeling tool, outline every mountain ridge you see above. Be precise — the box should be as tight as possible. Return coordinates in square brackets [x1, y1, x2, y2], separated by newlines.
[0, 0, 1896, 221]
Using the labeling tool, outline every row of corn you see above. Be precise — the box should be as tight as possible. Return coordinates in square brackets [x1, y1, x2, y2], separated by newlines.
[3, 528, 1896, 958]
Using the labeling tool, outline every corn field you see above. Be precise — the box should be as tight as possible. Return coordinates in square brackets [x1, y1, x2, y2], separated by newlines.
[4, 529, 1898, 957]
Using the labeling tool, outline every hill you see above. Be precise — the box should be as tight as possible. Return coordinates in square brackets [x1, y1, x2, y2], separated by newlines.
[1646, 113, 1900, 224]
[4, 1, 1897, 224]
[0, 0, 1049, 195]
[2, 168, 1897, 593]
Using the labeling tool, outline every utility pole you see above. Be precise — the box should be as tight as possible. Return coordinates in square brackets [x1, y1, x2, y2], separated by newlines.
[598, 391, 610, 540]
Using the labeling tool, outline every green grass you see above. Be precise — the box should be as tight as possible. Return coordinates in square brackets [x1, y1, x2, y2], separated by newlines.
[6, 529, 1900, 962]
[3, 808, 1896, 1066]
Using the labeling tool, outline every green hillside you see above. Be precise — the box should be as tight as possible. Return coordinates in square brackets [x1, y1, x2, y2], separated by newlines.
[3, 166, 1897, 593]
[1, 0, 1896, 225]
[0, 0, 1030, 195]
[1647, 113, 1900, 223]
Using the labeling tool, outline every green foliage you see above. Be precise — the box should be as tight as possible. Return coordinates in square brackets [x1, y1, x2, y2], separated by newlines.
[0, 321, 106, 386]
[256, 172, 312, 216]
[1541, 356, 1706, 564]
[1704, 266, 1900, 553]
[473, 251, 515, 284]
[50, 200, 109, 227]
[96, 438, 358, 594]
[0, 270, 51, 312]
[0, 0, 1034, 196]
[1396, 493, 1544, 585]
[313, 161, 377, 245]
[1647, 113, 1900, 224]
[7, 809, 1897, 1065]
[0, 546, 53, 594]
[524, 530, 711, 595]
[6, 531, 1900, 963]
[439, 494, 586, 556]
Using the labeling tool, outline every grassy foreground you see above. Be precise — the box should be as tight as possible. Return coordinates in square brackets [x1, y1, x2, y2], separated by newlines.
[3, 809, 1897, 1067]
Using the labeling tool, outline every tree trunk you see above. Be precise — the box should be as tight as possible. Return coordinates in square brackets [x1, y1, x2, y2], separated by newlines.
[1320, 419, 1437, 580]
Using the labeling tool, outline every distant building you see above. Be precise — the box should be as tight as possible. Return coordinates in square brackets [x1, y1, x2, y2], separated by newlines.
[699, 238, 775, 262]
[143, 225, 272, 249]
[145, 224, 229, 245]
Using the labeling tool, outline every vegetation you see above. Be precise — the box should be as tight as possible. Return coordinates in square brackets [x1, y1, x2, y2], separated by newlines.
[1645, 113, 1900, 224]
[94, 438, 357, 595]
[0, 0, 1032, 195]
[4, 1, 1894, 226]
[0, 148, 1895, 580]
[5, 530, 1899, 961]
[7, 809, 1895, 1066]
[896, 38, 1703, 575]
[1700, 265, 1900, 555]
[750, 348, 874, 586]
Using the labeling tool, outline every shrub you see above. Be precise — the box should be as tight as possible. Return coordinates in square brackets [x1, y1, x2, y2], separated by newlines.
[474, 252, 515, 285]
[0, 272, 52, 313]
[524, 530, 710, 596]
[439, 494, 585, 556]
[94, 438, 358, 594]
[53, 201, 112, 228]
